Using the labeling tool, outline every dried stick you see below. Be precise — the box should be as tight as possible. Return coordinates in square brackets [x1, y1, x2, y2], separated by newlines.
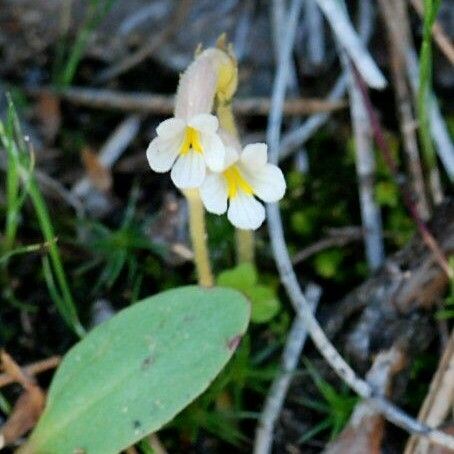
[314, 0, 386, 88]
[279, 0, 373, 161]
[0, 356, 60, 388]
[95, 0, 192, 83]
[279, 74, 347, 161]
[265, 0, 454, 448]
[292, 226, 364, 265]
[303, 0, 325, 66]
[352, 67, 453, 279]
[378, 0, 430, 221]
[26, 87, 346, 117]
[410, 0, 454, 66]
[254, 284, 321, 454]
[71, 114, 141, 198]
[404, 331, 454, 454]
[324, 346, 405, 454]
[342, 53, 385, 270]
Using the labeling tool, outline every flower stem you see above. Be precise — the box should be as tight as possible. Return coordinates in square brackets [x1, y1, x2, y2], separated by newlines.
[235, 229, 255, 264]
[216, 102, 238, 137]
[184, 189, 214, 287]
[216, 101, 255, 264]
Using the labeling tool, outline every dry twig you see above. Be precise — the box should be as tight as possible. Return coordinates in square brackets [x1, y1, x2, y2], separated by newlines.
[26, 87, 346, 117]
[278, 0, 374, 162]
[72, 114, 141, 198]
[0, 356, 60, 388]
[405, 331, 454, 454]
[292, 226, 364, 265]
[254, 284, 321, 454]
[95, 0, 192, 82]
[378, 0, 431, 220]
[342, 52, 385, 270]
[324, 346, 406, 454]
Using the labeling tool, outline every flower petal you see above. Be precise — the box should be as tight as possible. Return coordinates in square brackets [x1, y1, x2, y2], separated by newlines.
[227, 192, 266, 230]
[171, 151, 206, 188]
[146, 137, 179, 172]
[156, 118, 186, 139]
[246, 164, 286, 202]
[240, 143, 268, 170]
[188, 114, 219, 134]
[200, 132, 225, 172]
[224, 146, 239, 169]
[200, 173, 228, 215]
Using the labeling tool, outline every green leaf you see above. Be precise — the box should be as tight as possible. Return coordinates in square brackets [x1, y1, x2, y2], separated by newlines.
[216, 264, 280, 324]
[22, 286, 250, 454]
[217, 263, 257, 290]
[247, 286, 280, 323]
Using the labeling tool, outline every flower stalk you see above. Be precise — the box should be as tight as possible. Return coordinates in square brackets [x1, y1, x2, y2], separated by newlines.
[235, 229, 255, 264]
[214, 39, 255, 264]
[184, 189, 214, 287]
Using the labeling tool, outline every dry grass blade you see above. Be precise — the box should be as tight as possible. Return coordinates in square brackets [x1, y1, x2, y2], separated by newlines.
[405, 331, 454, 454]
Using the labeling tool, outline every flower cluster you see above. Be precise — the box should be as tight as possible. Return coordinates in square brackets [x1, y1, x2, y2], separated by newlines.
[146, 49, 286, 230]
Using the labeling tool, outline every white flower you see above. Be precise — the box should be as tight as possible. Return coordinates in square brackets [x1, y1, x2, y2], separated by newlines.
[200, 143, 286, 230]
[146, 113, 225, 189]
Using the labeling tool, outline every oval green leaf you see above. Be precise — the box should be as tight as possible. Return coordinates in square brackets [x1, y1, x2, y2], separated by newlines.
[22, 286, 250, 454]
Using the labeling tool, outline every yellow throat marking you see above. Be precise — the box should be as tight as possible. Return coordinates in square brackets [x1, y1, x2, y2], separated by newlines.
[180, 127, 204, 155]
[223, 166, 253, 199]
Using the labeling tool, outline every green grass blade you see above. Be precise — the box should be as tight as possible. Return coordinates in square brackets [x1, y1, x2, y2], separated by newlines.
[417, 0, 442, 173]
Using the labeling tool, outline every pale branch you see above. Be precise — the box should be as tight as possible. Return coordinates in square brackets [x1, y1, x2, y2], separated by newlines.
[314, 0, 386, 88]
[265, 0, 454, 449]
[254, 284, 321, 454]
[278, 0, 373, 162]
[323, 346, 406, 454]
[303, 0, 326, 67]
[25, 87, 346, 117]
[341, 52, 385, 270]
